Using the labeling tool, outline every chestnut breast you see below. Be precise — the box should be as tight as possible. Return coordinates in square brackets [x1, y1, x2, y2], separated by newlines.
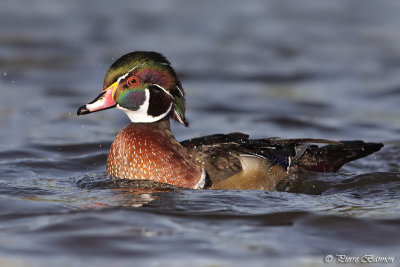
[107, 121, 204, 188]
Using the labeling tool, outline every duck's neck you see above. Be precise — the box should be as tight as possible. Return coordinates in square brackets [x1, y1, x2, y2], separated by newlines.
[107, 118, 206, 189]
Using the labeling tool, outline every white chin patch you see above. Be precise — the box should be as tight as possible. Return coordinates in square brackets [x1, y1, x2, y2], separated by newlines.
[117, 89, 172, 123]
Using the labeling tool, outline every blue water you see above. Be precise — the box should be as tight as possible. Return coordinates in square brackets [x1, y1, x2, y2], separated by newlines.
[0, 0, 399, 266]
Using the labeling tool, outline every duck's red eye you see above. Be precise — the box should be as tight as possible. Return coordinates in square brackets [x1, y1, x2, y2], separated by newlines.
[126, 76, 140, 87]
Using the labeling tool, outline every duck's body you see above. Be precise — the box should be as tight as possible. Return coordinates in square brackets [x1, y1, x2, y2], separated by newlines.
[77, 51, 383, 190]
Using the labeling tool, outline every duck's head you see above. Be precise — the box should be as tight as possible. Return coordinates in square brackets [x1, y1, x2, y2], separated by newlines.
[77, 51, 189, 126]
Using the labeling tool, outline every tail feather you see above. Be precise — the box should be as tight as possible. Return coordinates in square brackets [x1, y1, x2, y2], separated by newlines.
[295, 141, 383, 172]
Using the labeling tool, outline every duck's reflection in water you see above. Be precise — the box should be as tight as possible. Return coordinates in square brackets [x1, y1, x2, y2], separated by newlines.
[108, 180, 179, 207]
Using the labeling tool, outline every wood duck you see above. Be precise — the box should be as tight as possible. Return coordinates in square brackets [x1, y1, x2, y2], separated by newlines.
[77, 51, 383, 190]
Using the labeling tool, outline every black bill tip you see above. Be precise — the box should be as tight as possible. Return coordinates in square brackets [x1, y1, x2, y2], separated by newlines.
[77, 105, 90, 116]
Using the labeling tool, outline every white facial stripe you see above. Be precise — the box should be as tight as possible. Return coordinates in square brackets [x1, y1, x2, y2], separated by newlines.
[174, 110, 185, 124]
[114, 63, 147, 88]
[176, 86, 184, 96]
[116, 65, 138, 84]
[116, 72, 129, 84]
[117, 88, 173, 123]
[115, 61, 172, 87]
[153, 84, 173, 99]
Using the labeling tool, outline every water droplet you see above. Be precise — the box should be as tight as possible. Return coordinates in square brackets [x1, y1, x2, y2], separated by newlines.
[81, 124, 85, 128]
[3, 72, 7, 76]
[11, 80, 15, 84]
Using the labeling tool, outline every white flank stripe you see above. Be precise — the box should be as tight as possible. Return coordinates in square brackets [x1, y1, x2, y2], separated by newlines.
[194, 168, 207, 189]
